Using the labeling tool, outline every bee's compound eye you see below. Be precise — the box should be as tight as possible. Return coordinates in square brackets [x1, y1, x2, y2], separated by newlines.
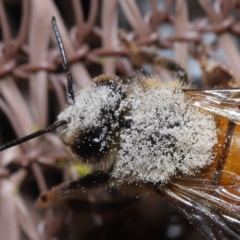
[71, 128, 108, 162]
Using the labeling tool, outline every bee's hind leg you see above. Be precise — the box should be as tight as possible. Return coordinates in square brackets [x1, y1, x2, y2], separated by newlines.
[121, 36, 189, 84]
[134, 46, 189, 84]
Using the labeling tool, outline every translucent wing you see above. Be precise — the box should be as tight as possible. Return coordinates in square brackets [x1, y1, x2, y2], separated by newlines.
[184, 88, 240, 123]
[157, 170, 240, 240]
[156, 88, 240, 239]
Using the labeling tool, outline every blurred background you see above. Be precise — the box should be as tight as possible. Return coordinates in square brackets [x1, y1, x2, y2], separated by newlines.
[1, 0, 240, 239]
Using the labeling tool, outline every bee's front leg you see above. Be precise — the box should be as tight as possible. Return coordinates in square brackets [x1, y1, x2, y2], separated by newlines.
[37, 172, 111, 209]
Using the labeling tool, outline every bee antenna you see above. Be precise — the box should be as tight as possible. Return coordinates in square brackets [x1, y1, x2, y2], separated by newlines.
[0, 120, 68, 152]
[52, 16, 75, 105]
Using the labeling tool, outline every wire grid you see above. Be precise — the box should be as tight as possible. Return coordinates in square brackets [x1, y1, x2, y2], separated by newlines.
[0, 0, 240, 239]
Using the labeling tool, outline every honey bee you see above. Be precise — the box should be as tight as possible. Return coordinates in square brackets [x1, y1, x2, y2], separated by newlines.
[1, 17, 240, 240]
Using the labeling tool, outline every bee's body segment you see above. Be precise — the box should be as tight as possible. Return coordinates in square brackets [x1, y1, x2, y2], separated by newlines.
[57, 74, 127, 171]
[183, 88, 240, 184]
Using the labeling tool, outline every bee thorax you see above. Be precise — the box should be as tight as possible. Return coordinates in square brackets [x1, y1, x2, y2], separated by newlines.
[113, 87, 218, 185]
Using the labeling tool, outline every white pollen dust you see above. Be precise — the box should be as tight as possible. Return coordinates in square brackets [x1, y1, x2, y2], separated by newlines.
[112, 85, 218, 185]
[57, 84, 122, 137]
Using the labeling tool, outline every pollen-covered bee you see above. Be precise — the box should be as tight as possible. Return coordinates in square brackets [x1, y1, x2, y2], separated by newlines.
[1, 17, 240, 240]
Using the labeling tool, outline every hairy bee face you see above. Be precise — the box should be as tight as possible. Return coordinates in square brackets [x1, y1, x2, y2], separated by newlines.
[57, 75, 218, 184]
[57, 76, 126, 167]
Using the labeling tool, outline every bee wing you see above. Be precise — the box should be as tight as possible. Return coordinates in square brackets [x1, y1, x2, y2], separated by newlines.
[184, 88, 240, 123]
[157, 170, 240, 240]
[156, 88, 240, 239]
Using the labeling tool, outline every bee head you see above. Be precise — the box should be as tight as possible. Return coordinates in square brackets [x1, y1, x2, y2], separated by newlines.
[0, 19, 128, 174]
[57, 75, 127, 169]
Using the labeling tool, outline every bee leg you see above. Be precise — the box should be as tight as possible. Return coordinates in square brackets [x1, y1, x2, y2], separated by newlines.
[154, 56, 188, 84]
[37, 172, 111, 209]
[132, 46, 188, 84]
[121, 36, 189, 84]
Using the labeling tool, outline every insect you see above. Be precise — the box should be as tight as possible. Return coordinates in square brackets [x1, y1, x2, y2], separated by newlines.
[1, 17, 240, 240]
